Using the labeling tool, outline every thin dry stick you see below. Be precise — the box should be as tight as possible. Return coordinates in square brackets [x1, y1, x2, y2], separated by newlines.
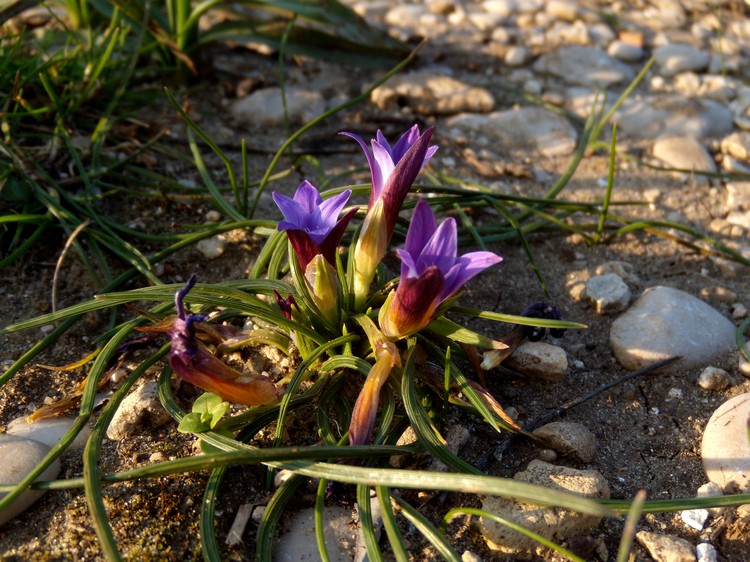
[479, 356, 682, 468]
[52, 219, 91, 317]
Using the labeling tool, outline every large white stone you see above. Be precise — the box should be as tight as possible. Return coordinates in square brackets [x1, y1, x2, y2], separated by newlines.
[7, 416, 90, 450]
[615, 95, 733, 139]
[610, 286, 736, 372]
[702, 393, 750, 492]
[0, 434, 61, 527]
[652, 136, 717, 177]
[230, 87, 325, 128]
[446, 106, 577, 157]
[533, 46, 635, 87]
[654, 43, 710, 76]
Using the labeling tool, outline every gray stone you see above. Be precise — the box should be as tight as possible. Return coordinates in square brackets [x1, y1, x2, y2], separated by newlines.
[702, 393, 750, 492]
[7, 416, 91, 451]
[584, 273, 632, 315]
[607, 39, 644, 62]
[654, 43, 710, 76]
[370, 72, 494, 115]
[610, 286, 736, 372]
[653, 136, 717, 178]
[446, 106, 577, 157]
[532, 422, 597, 463]
[504, 45, 531, 67]
[273, 506, 358, 562]
[230, 87, 325, 128]
[615, 95, 734, 139]
[106, 381, 173, 441]
[696, 366, 731, 391]
[479, 460, 609, 558]
[587, 23, 616, 48]
[636, 531, 696, 562]
[505, 341, 568, 381]
[428, 425, 471, 471]
[0, 434, 61, 527]
[533, 46, 635, 87]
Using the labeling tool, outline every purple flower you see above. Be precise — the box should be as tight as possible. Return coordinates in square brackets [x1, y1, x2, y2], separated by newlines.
[341, 125, 437, 307]
[272, 180, 357, 268]
[168, 275, 279, 406]
[379, 199, 503, 339]
[341, 125, 438, 233]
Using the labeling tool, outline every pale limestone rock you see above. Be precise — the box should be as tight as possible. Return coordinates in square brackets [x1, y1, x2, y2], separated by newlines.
[480, 460, 609, 558]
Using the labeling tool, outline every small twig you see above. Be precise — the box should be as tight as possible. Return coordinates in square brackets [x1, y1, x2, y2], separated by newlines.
[52, 219, 90, 317]
[477, 356, 682, 469]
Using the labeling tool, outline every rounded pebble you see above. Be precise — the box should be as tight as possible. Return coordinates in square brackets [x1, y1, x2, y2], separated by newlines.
[106, 381, 173, 441]
[701, 393, 750, 492]
[610, 286, 737, 372]
[533, 421, 597, 463]
[505, 341, 569, 381]
[584, 273, 631, 315]
[0, 434, 61, 527]
[697, 366, 731, 391]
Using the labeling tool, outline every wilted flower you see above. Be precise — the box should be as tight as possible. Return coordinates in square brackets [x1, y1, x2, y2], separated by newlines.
[341, 125, 438, 308]
[168, 275, 279, 406]
[379, 199, 503, 339]
[272, 180, 357, 269]
[347, 315, 401, 446]
[273, 181, 356, 324]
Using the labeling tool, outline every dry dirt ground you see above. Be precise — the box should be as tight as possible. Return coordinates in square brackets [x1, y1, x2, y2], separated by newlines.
[2, 17, 750, 562]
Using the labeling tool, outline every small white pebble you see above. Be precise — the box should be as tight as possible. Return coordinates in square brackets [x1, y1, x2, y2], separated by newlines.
[667, 387, 684, 400]
[40, 324, 55, 334]
[196, 235, 227, 259]
[731, 303, 747, 319]
[681, 507, 709, 531]
[697, 542, 718, 562]
[205, 210, 222, 222]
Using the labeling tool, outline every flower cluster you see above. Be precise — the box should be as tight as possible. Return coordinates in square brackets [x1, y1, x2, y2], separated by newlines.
[160, 125, 566, 447]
